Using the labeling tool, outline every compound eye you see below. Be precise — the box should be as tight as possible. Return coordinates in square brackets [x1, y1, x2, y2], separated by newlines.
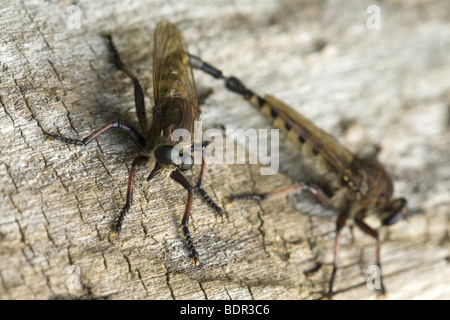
[154, 145, 174, 165]
[383, 210, 403, 226]
[179, 155, 194, 171]
[383, 198, 407, 226]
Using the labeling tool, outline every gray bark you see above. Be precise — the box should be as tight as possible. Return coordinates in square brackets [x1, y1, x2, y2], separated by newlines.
[0, 0, 449, 300]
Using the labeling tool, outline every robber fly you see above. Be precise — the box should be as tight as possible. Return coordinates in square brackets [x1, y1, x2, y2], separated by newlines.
[45, 21, 224, 266]
[189, 55, 407, 298]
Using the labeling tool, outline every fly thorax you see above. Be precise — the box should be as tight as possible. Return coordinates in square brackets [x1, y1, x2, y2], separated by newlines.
[329, 187, 353, 212]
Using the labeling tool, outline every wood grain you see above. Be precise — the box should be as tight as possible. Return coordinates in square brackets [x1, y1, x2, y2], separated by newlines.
[0, 0, 449, 300]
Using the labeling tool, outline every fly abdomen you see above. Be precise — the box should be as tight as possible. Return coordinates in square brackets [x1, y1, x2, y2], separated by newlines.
[246, 93, 326, 158]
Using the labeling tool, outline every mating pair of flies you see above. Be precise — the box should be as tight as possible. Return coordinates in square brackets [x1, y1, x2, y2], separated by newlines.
[45, 21, 407, 299]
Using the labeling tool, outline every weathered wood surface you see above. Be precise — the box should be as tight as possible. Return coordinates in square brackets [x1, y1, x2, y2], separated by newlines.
[0, 0, 449, 300]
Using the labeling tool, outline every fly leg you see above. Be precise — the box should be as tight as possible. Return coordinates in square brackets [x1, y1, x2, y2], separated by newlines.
[168, 169, 200, 266]
[111, 155, 149, 235]
[45, 120, 145, 148]
[102, 34, 148, 132]
[46, 34, 148, 147]
[194, 144, 225, 222]
[226, 183, 331, 208]
[46, 120, 147, 236]
[355, 219, 386, 297]
[327, 212, 348, 299]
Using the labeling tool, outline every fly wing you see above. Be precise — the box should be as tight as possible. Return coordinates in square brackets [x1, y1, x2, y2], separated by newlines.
[265, 95, 357, 183]
[153, 20, 198, 135]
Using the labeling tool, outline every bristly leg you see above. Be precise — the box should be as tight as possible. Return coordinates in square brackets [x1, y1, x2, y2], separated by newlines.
[45, 34, 148, 148]
[195, 144, 225, 222]
[45, 132, 84, 145]
[198, 188, 224, 223]
[102, 33, 148, 133]
[355, 218, 386, 297]
[326, 212, 348, 299]
[168, 169, 200, 266]
[45, 120, 145, 148]
[226, 183, 331, 208]
[110, 155, 149, 236]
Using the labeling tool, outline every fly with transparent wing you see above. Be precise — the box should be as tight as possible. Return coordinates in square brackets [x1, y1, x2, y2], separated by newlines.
[45, 21, 224, 266]
[189, 55, 407, 298]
